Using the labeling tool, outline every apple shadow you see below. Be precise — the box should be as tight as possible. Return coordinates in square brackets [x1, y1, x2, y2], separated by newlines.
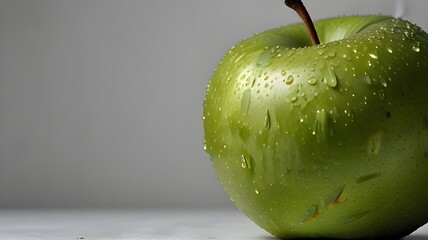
[405, 235, 428, 240]
[257, 234, 428, 240]
[258, 236, 277, 239]
[257, 235, 279, 240]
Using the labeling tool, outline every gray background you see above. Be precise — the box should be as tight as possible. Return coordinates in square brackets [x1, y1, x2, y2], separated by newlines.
[0, 0, 427, 209]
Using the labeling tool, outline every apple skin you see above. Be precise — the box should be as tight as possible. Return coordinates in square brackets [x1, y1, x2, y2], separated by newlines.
[203, 16, 428, 239]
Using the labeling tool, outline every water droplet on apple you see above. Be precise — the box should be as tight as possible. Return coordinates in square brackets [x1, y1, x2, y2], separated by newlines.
[264, 109, 271, 129]
[344, 211, 371, 224]
[291, 96, 298, 102]
[379, 78, 388, 88]
[325, 67, 338, 88]
[270, 45, 280, 53]
[256, 51, 273, 67]
[369, 53, 378, 59]
[301, 205, 320, 223]
[255, 189, 259, 195]
[308, 76, 317, 85]
[387, 48, 393, 53]
[241, 154, 252, 169]
[356, 172, 382, 183]
[251, 77, 256, 87]
[323, 51, 336, 59]
[413, 45, 421, 52]
[281, 70, 287, 76]
[241, 89, 251, 115]
[342, 53, 350, 60]
[325, 185, 346, 207]
[234, 53, 246, 63]
[314, 109, 329, 142]
[365, 76, 372, 85]
[286, 75, 294, 85]
[367, 130, 384, 155]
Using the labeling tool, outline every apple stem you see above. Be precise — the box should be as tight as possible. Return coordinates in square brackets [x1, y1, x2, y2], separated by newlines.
[284, 0, 320, 45]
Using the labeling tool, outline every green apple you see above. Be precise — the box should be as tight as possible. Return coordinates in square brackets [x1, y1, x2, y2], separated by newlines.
[203, 15, 428, 239]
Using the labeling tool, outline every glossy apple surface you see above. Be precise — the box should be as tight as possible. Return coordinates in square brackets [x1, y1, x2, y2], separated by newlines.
[203, 16, 428, 239]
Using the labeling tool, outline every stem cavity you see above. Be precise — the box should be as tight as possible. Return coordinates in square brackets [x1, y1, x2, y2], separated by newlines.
[284, 0, 320, 45]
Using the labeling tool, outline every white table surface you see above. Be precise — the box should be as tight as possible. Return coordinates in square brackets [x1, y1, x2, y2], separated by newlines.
[1, 209, 427, 240]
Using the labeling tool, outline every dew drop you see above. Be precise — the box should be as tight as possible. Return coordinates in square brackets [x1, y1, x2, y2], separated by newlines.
[235, 53, 245, 63]
[379, 78, 388, 88]
[369, 53, 378, 59]
[241, 159, 247, 168]
[251, 77, 256, 87]
[325, 186, 346, 207]
[356, 172, 382, 183]
[291, 96, 298, 102]
[364, 76, 372, 85]
[413, 45, 421, 52]
[325, 67, 338, 88]
[241, 89, 251, 115]
[308, 76, 317, 85]
[256, 51, 273, 67]
[387, 48, 393, 53]
[367, 130, 384, 155]
[286, 75, 294, 85]
[241, 154, 252, 169]
[301, 205, 320, 223]
[270, 45, 280, 53]
[255, 189, 259, 194]
[281, 70, 287, 76]
[344, 211, 370, 224]
[314, 109, 329, 142]
[264, 109, 271, 130]
[323, 51, 336, 59]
